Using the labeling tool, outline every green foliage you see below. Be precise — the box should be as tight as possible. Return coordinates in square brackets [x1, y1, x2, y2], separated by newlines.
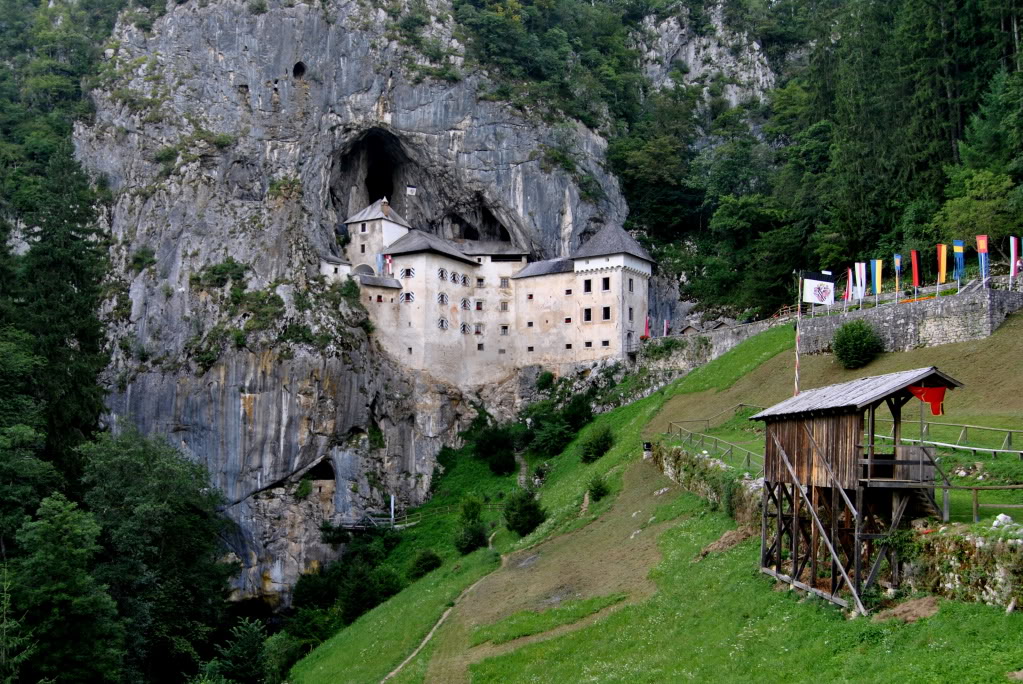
[368, 421, 385, 449]
[587, 474, 609, 502]
[832, 320, 883, 369]
[267, 176, 302, 200]
[473, 424, 517, 475]
[503, 490, 546, 537]
[408, 549, 443, 580]
[215, 618, 266, 684]
[580, 424, 614, 464]
[642, 336, 686, 360]
[13, 494, 123, 683]
[248, 0, 267, 14]
[131, 246, 157, 272]
[535, 370, 555, 392]
[454, 520, 488, 555]
[195, 257, 248, 289]
[262, 631, 303, 684]
[295, 478, 312, 500]
[561, 393, 593, 432]
[0, 565, 34, 684]
[470, 593, 626, 646]
[531, 415, 574, 456]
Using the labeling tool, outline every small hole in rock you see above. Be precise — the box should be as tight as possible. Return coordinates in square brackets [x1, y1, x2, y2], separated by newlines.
[293, 61, 306, 79]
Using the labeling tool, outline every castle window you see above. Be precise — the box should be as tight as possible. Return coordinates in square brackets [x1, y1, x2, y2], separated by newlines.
[451, 271, 459, 283]
[459, 275, 467, 286]
[460, 298, 471, 310]
[477, 258, 483, 263]
[438, 292, 449, 304]
[399, 292, 415, 303]
[376, 295, 383, 302]
[475, 301, 484, 311]
[438, 268, 448, 280]
[476, 277, 484, 287]
[601, 340, 610, 347]
[333, 267, 339, 274]
[602, 306, 611, 320]
[527, 346, 534, 352]
[500, 277, 510, 288]
[474, 323, 484, 335]
[628, 277, 634, 293]
[399, 267, 415, 279]
[500, 301, 509, 312]
[527, 321, 533, 328]
[585, 341, 593, 348]
[602, 276, 610, 291]
[584, 279, 592, 293]
[438, 318, 449, 330]
[565, 343, 572, 350]
[564, 317, 572, 324]
[500, 325, 509, 336]
[408, 347, 412, 354]
[628, 307, 633, 321]
[583, 308, 592, 322]
[477, 343, 484, 351]
[361, 223, 367, 233]
[360, 244, 366, 254]
[527, 293, 534, 300]
[460, 323, 471, 334]
[498, 348, 506, 354]
[565, 289, 573, 295]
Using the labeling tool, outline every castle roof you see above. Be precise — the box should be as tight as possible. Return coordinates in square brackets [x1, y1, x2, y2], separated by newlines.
[456, 240, 528, 256]
[319, 253, 350, 265]
[571, 224, 652, 262]
[384, 230, 479, 265]
[344, 198, 412, 229]
[357, 274, 402, 289]
[511, 258, 574, 279]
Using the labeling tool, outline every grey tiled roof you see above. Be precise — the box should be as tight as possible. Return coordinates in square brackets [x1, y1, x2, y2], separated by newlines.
[384, 230, 478, 265]
[571, 224, 653, 262]
[319, 253, 350, 265]
[455, 240, 528, 256]
[344, 199, 412, 229]
[751, 367, 962, 420]
[511, 258, 574, 279]
[357, 275, 402, 289]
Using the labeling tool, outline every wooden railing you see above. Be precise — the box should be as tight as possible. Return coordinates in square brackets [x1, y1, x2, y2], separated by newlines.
[336, 502, 506, 529]
[875, 417, 1023, 452]
[668, 403, 765, 433]
[668, 422, 765, 474]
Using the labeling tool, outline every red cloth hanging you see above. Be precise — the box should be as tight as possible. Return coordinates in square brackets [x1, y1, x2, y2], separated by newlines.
[908, 385, 946, 416]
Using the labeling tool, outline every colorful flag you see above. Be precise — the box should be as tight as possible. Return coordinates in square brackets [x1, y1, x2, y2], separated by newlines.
[644, 317, 650, 338]
[909, 386, 946, 416]
[801, 271, 836, 306]
[910, 250, 920, 288]
[894, 254, 902, 293]
[663, 319, 669, 336]
[937, 244, 948, 285]
[953, 240, 966, 281]
[870, 259, 883, 295]
[1011, 236, 1020, 280]
[977, 235, 990, 279]
[854, 262, 867, 299]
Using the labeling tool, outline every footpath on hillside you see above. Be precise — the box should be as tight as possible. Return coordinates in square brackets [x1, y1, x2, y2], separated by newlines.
[411, 458, 679, 683]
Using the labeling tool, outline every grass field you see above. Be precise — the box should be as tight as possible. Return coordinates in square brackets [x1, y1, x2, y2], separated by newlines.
[293, 314, 1023, 683]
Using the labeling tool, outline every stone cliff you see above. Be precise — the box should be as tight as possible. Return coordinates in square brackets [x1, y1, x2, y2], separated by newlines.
[74, 0, 776, 603]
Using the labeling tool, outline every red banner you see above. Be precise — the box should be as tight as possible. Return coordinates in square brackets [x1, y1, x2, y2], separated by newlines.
[910, 250, 920, 288]
[908, 385, 946, 416]
[977, 234, 989, 254]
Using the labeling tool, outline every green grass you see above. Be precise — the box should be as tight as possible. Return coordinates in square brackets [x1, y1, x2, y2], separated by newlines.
[470, 593, 627, 647]
[673, 323, 794, 394]
[470, 494, 1023, 683]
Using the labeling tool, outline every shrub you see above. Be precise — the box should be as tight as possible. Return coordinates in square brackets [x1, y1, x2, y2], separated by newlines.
[503, 489, 546, 537]
[535, 370, 555, 392]
[580, 424, 614, 463]
[587, 475, 609, 501]
[460, 495, 483, 524]
[531, 416, 574, 456]
[454, 521, 487, 554]
[294, 478, 312, 500]
[248, 0, 267, 14]
[408, 549, 443, 579]
[561, 393, 593, 431]
[832, 320, 883, 369]
[130, 246, 157, 272]
[262, 631, 303, 684]
[473, 424, 517, 475]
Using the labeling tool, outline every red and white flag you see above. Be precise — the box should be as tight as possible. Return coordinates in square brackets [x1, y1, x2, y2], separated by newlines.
[1011, 236, 1020, 279]
[843, 267, 853, 301]
[384, 254, 393, 275]
[663, 319, 668, 336]
[644, 317, 650, 337]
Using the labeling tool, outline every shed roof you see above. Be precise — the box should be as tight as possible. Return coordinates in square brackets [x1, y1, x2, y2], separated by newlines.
[571, 224, 653, 262]
[511, 258, 575, 279]
[357, 274, 402, 289]
[384, 230, 478, 265]
[344, 198, 412, 229]
[751, 367, 962, 421]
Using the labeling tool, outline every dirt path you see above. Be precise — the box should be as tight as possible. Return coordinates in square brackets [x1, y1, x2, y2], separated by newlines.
[421, 458, 679, 683]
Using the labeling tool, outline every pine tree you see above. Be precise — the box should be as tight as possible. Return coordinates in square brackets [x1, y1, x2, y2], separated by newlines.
[20, 144, 108, 480]
[0, 565, 33, 684]
[13, 493, 123, 682]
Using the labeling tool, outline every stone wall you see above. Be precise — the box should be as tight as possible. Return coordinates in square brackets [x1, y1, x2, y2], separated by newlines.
[798, 289, 1023, 354]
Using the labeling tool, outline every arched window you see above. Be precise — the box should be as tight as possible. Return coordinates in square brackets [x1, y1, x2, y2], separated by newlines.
[461, 275, 469, 286]
[399, 267, 415, 279]
[474, 323, 484, 335]
[460, 298, 471, 310]
[438, 268, 447, 280]
[460, 323, 471, 335]
[438, 318, 449, 330]
[437, 292, 449, 305]
[399, 292, 415, 303]
[450, 271, 459, 283]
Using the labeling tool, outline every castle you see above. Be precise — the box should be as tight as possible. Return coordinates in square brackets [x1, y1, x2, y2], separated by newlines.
[321, 199, 652, 385]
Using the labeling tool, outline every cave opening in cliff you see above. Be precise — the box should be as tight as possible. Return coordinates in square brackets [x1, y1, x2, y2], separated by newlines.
[330, 128, 415, 221]
[293, 61, 306, 80]
[306, 458, 335, 481]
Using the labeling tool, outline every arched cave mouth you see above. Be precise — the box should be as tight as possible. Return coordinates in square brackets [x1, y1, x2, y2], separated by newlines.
[306, 458, 336, 481]
[328, 128, 515, 244]
[293, 61, 306, 80]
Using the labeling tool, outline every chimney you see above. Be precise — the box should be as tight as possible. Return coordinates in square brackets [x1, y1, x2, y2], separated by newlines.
[381, 197, 390, 217]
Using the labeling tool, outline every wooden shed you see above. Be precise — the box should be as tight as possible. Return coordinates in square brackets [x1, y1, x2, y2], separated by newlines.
[750, 366, 962, 614]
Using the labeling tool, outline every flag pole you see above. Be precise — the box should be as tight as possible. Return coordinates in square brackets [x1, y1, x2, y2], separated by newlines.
[794, 274, 801, 397]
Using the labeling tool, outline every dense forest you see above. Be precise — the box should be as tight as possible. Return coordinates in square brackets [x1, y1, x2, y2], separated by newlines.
[2, 0, 1023, 681]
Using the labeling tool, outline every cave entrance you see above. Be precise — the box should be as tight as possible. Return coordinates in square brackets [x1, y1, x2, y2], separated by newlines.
[306, 458, 335, 481]
[330, 129, 412, 221]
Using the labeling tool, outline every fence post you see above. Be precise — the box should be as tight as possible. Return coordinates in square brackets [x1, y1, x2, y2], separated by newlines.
[972, 489, 979, 523]
[942, 486, 949, 523]
[1002, 432, 1012, 450]
[958, 426, 968, 445]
